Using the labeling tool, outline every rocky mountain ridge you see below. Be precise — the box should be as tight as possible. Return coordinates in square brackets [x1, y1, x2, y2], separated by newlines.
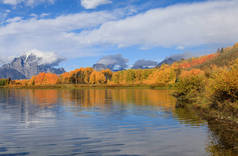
[0, 53, 65, 80]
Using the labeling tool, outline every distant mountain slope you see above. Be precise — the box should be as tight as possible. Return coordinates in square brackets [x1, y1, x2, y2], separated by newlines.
[194, 44, 238, 69]
[0, 67, 26, 80]
[0, 53, 65, 80]
[93, 63, 107, 71]
[132, 60, 157, 69]
[157, 57, 181, 67]
[0, 59, 5, 66]
[167, 43, 238, 70]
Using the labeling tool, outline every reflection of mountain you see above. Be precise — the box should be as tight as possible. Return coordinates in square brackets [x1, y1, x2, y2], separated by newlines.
[0, 89, 60, 127]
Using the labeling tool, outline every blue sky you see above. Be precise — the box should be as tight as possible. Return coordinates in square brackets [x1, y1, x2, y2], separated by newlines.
[0, 0, 237, 71]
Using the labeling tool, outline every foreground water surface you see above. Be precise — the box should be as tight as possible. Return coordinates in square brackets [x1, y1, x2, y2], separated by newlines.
[0, 88, 237, 156]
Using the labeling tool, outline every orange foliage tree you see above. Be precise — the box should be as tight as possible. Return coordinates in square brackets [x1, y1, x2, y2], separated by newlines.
[30, 73, 59, 85]
[59, 67, 94, 84]
[179, 69, 205, 79]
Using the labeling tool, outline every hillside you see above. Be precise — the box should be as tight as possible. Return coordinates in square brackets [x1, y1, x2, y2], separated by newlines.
[195, 43, 238, 69]
[158, 43, 238, 71]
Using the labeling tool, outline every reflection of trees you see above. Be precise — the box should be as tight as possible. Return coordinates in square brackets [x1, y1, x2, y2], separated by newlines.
[0, 88, 178, 128]
[3, 89, 59, 108]
[206, 120, 238, 156]
[30, 89, 59, 107]
[59, 89, 177, 111]
[173, 106, 206, 126]
[173, 104, 238, 156]
[1, 88, 177, 117]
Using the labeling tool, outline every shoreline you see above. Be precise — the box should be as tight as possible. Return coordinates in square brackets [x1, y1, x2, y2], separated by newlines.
[0, 84, 175, 90]
[195, 106, 238, 127]
[176, 102, 238, 129]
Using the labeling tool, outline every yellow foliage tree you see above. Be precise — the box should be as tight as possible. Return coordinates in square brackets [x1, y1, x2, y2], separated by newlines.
[144, 65, 176, 86]
[89, 71, 106, 84]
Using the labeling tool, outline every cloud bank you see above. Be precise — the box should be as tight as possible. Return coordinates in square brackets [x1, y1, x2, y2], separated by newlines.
[1, 0, 238, 62]
[24, 49, 64, 66]
[0, 10, 120, 59]
[78, 0, 238, 48]
[95, 54, 128, 71]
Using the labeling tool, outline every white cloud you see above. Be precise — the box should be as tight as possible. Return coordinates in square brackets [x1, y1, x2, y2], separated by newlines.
[2, 0, 22, 5]
[29, 13, 49, 19]
[24, 49, 63, 65]
[6, 17, 22, 23]
[176, 46, 184, 50]
[81, 0, 112, 9]
[97, 54, 128, 66]
[40, 13, 49, 18]
[2, 0, 55, 6]
[77, 0, 238, 48]
[0, 9, 11, 23]
[0, 11, 121, 59]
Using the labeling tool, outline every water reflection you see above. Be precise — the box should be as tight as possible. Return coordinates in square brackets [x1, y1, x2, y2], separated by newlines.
[0, 88, 237, 155]
[206, 120, 238, 156]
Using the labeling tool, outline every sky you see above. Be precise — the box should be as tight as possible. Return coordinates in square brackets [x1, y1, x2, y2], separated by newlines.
[0, 0, 238, 71]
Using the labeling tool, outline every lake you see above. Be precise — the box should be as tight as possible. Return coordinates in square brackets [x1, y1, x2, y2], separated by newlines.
[0, 88, 237, 156]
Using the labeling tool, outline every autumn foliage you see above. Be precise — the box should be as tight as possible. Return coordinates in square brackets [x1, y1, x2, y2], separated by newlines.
[89, 71, 106, 84]
[175, 69, 206, 103]
[31, 73, 59, 85]
[177, 54, 218, 69]
[144, 65, 176, 86]
[179, 69, 205, 79]
[59, 67, 94, 84]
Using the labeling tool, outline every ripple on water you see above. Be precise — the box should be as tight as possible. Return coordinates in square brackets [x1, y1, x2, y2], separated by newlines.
[0, 88, 236, 156]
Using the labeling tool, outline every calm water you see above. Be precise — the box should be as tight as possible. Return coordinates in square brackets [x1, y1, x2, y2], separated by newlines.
[0, 88, 237, 156]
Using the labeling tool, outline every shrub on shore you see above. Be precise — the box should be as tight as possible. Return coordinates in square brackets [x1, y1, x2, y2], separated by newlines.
[174, 69, 206, 104]
[174, 59, 238, 120]
[204, 61, 238, 117]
